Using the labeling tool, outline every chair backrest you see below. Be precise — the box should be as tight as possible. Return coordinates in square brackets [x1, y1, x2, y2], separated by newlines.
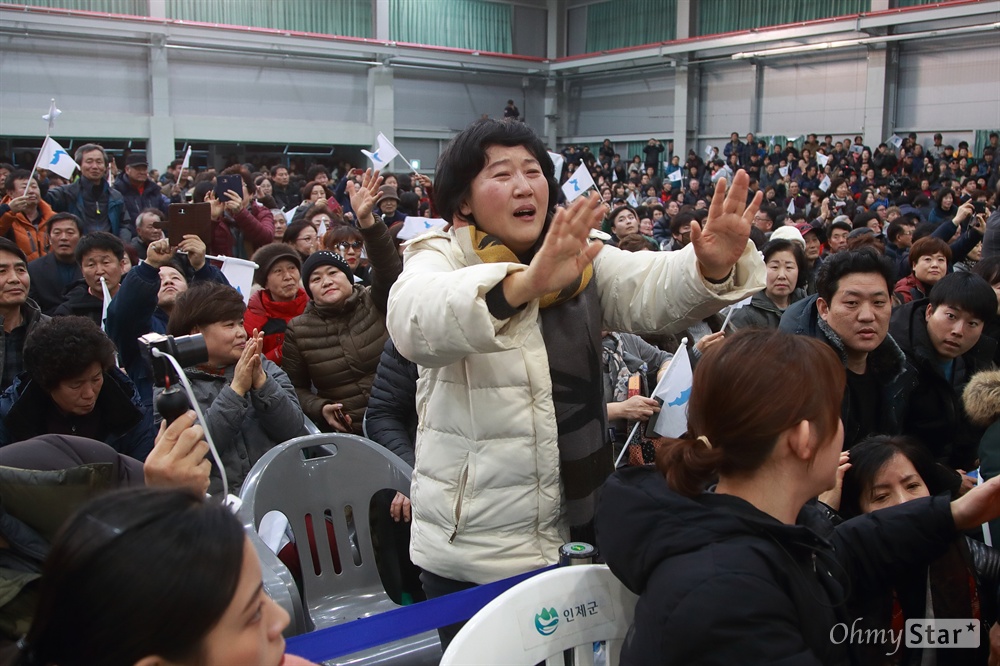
[240, 434, 413, 627]
[242, 517, 313, 636]
[441, 564, 637, 666]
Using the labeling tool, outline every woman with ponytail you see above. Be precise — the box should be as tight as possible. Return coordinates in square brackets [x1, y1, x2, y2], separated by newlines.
[596, 328, 1000, 665]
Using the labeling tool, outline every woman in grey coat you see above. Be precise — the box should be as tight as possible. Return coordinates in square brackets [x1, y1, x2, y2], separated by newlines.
[730, 238, 807, 331]
[157, 281, 306, 494]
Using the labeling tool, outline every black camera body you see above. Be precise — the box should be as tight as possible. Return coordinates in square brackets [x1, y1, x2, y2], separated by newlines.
[139, 332, 208, 388]
[140, 332, 209, 424]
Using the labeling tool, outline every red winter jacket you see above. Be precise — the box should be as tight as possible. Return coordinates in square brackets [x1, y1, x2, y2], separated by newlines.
[211, 204, 275, 259]
[244, 287, 309, 365]
[893, 273, 928, 306]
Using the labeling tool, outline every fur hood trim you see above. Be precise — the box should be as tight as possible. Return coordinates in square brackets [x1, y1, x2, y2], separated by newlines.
[963, 369, 1000, 427]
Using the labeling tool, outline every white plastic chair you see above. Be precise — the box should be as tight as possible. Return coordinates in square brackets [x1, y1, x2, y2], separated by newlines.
[440, 564, 638, 666]
[240, 433, 440, 665]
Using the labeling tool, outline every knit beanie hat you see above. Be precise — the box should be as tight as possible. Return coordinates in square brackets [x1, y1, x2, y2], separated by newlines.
[251, 243, 301, 286]
[301, 250, 354, 299]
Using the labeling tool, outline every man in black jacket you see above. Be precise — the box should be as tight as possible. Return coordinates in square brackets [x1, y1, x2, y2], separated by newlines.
[27, 213, 83, 315]
[780, 249, 916, 448]
[0, 238, 49, 390]
[53, 232, 126, 326]
[889, 272, 997, 483]
[113, 153, 170, 229]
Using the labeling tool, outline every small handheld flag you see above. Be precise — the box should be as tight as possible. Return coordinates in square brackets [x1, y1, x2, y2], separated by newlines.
[34, 136, 79, 180]
[361, 133, 400, 171]
[560, 166, 596, 202]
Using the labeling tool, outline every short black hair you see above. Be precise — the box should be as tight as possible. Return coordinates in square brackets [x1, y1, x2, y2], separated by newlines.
[433, 118, 559, 228]
[816, 248, 896, 304]
[167, 281, 246, 337]
[75, 231, 124, 265]
[24, 316, 117, 391]
[830, 219, 852, 234]
[670, 210, 695, 235]
[192, 181, 213, 204]
[840, 435, 955, 519]
[0, 237, 27, 263]
[282, 220, 314, 244]
[47, 212, 85, 235]
[305, 165, 329, 181]
[762, 239, 808, 290]
[886, 220, 913, 244]
[757, 206, 778, 224]
[928, 272, 996, 322]
[852, 211, 881, 230]
[3, 169, 38, 194]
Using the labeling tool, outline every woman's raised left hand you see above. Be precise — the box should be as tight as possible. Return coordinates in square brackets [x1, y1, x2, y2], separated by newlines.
[347, 169, 384, 228]
[692, 169, 762, 281]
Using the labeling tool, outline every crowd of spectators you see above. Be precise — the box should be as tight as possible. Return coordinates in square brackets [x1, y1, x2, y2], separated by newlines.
[1, 120, 1000, 663]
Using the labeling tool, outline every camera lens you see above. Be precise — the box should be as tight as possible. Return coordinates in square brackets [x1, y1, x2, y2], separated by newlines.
[172, 334, 209, 368]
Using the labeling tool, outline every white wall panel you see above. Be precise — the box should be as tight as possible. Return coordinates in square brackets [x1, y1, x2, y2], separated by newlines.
[167, 52, 368, 124]
[0, 35, 150, 120]
[394, 137, 444, 173]
[760, 54, 867, 136]
[392, 70, 545, 132]
[897, 37, 1000, 131]
[567, 70, 675, 138]
[698, 63, 754, 139]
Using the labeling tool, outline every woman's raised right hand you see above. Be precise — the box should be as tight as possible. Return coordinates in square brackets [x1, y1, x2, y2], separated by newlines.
[230, 336, 258, 396]
[503, 192, 604, 308]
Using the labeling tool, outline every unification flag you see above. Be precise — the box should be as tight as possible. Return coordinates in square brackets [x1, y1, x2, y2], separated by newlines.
[560, 166, 596, 202]
[361, 132, 400, 171]
[397, 216, 447, 241]
[668, 169, 683, 183]
[180, 145, 192, 171]
[219, 256, 257, 305]
[547, 151, 564, 179]
[34, 136, 78, 179]
[818, 175, 832, 192]
[816, 153, 829, 168]
[649, 339, 694, 438]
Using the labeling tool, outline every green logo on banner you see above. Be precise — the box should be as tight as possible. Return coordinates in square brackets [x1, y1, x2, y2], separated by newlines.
[534, 607, 560, 635]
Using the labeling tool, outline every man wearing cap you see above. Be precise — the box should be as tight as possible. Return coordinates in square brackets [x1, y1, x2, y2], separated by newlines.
[113, 153, 170, 230]
[245, 244, 308, 365]
[0, 237, 49, 391]
[376, 185, 406, 226]
[797, 221, 825, 294]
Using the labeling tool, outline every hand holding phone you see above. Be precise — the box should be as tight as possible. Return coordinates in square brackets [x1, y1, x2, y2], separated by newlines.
[321, 403, 353, 432]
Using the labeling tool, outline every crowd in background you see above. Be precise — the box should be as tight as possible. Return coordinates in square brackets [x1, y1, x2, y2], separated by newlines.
[2, 119, 1000, 664]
